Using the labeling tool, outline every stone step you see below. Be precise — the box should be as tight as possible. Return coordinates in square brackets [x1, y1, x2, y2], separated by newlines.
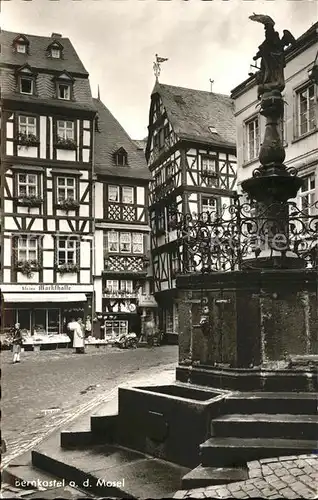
[211, 413, 318, 440]
[223, 392, 317, 415]
[32, 433, 189, 499]
[181, 464, 248, 489]
[200, 437, 317, 467]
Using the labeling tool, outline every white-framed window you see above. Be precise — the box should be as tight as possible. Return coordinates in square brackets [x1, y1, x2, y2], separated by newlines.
[18, 116, 36, 135]
[202, 196, 216, 213]
[20, 77, 33, 95]
[120, 233, 131, 253]
[202, 156, 216, 173]
[17, 236, 38, 261]
[296, 84, 317, 137]
[57, 177, 76, 201]
[121, 280, 133, 293]
[57, 238, 76, 265]
[108, 185, 119, 202]
[106, 280, 119, 293]
[122, 187, 134, 204]
[57, 120, 74, 140]
[132, 233, 143, 254]
[16, 43, 26, 54]
[51, 48, 61, 59]
[245, 116, 260, 161]
[108, 231, 119, 252]
[57, 83, 71, 100]
[298, 173, 316, 218]
[17, 173, 38, 197]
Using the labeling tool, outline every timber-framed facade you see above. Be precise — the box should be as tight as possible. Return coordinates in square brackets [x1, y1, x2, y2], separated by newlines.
[92, 99, 156, 340]
[146, 83, 237, 343]
[0, 30, 96, 341]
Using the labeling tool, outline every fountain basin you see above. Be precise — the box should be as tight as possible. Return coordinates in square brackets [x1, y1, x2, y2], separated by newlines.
[116, 383, 229, 467]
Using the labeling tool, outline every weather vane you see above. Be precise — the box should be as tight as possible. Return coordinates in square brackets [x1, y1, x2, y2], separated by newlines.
[153, 54, 168, 81]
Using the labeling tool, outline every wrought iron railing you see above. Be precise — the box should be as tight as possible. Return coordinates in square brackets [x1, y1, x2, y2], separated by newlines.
[175, 199, 318, 273]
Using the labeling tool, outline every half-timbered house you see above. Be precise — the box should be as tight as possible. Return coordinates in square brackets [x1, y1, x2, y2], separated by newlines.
[0, 31, 96, 342]
[146, 83, 237, 343]
[93, 98, 156, 339]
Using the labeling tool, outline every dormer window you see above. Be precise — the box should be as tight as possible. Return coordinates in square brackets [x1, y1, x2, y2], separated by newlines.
[113, 148, 128, 166]
[51, 48, 61, 59]
[58, 84, 70, 100]
[17, 44, 26, 54]
[16, 64, 36, 96]
[20, 77, 33, 95]
[47, 39, 63, 59]
[13, 34, 29, 55]
[53, 71, 73, 101]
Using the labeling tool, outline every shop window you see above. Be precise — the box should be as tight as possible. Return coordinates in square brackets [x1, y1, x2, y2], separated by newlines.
[17, 173, 38, 198]
[48, 309, 59, 334]
[121, 280, 133, 293]
[57, 177, 76, 202]
[108, 231, 119, 252]
[106, 280, 119, 293]
[34, 309, 46, 334]
[132, 233, 143, 254]
[120, 233, 131, 253]
[16, 309, 31, 333]
[105, 320, 128, 336]
[17, 236, 38, 261]
[57, 238, 76, 265]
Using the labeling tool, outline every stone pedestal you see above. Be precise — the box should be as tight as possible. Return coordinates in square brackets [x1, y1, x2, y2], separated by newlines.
[176, 269, 317, 392]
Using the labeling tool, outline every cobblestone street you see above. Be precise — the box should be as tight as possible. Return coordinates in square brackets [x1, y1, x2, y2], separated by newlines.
[174, 455, 318, 499]
[1, 345, 178, 467]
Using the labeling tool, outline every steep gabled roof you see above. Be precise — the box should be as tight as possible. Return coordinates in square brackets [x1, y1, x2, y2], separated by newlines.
[150, 83, 236, 149]
[93, 98, 150, 180]
[0, 30, 88, 75]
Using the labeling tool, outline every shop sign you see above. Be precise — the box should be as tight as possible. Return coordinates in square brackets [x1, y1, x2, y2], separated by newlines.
[138, 295, 157, 307]
[0, 284, 94, 292]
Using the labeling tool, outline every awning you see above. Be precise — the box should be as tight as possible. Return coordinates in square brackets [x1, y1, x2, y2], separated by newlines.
[2, 293, 87, 303]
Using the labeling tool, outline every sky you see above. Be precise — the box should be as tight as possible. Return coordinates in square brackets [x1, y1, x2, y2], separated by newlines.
[1, 0, 317, 139]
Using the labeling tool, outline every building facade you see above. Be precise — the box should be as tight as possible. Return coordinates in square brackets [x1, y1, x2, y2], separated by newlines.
[146, 83, 237, 343]
[93, 98, 155, 340]
[0, 31, 96, 341]
[231, 22, 318, 214]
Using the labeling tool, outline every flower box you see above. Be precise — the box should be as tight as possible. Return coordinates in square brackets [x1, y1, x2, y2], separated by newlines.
[55, 263, 79, 275]
[16, 132, 39, 147]
[57, 198, 80, 211]
[17, 195, 43, 207]
[16, 260, 40, 277]
[55, 137, 77, 150]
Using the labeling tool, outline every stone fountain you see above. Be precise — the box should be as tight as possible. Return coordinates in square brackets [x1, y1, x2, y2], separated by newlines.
[28, 15, 318, 496]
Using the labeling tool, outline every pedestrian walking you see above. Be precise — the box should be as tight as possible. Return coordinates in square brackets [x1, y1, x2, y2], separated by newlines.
[144, 318, 156, 347]
[12, 322, 23, 363]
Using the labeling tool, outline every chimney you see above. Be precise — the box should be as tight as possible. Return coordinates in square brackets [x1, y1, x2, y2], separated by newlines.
[51, 33, 62, 38]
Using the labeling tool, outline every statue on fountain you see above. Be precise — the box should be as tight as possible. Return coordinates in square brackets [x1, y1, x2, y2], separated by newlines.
[250, 14, 296, 98]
